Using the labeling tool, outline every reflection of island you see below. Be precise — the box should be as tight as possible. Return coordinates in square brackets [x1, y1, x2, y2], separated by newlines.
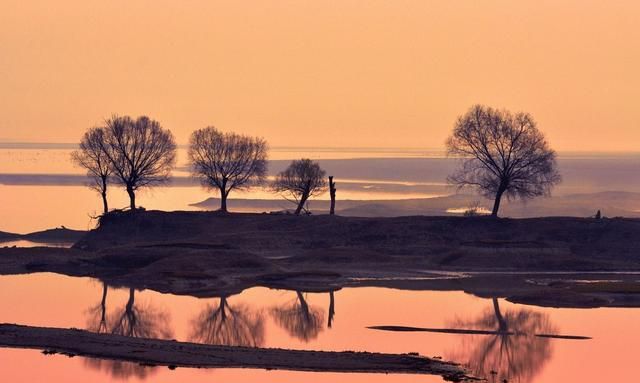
[84, 284, 173, 380]
[271, 291, 324, 342]
[189, 295, 265, 347]
[447, 298, 555, 383]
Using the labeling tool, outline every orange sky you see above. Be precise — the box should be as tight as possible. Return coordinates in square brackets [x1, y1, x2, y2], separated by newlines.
[1, 1, 639, 150]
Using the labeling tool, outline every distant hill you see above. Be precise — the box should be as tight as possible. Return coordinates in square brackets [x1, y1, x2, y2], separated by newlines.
[191, 191, 640, 218]
[0, 228, 85, 245]
[0, 231, 20, 241]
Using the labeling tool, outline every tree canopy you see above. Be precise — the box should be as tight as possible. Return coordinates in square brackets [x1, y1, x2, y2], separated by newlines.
[189, 127, 268, 212]
[272, 159, 327, 215]
[447, 105, 561, 217]
[100, 115, 177, 210]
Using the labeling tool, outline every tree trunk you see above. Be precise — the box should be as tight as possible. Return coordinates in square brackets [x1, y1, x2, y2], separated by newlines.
[126, 186, 136, 210]
[101, 191, 109, 215]
[101, 176, 109, 214]
[295, 193, 309, 215]
[219, 179, 229, 212]
[491, 188, 505, 217]
[220, 194, 228, 212]
[329, 176, 336, 215]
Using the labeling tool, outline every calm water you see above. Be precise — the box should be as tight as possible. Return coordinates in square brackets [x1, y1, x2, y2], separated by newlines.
[0, 273, 637, 382]
[3, 146, 640, 233]
[0, 147, 448, 233]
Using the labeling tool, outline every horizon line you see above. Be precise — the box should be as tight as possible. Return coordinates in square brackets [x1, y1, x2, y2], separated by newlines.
[3, 141, 640, 155]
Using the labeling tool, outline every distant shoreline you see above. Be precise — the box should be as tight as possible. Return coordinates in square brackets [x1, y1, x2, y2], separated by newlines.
[3, 142, 640, 158]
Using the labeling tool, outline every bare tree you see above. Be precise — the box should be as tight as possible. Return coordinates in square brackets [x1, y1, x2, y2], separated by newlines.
[188, 127, 268, 212]
[273, 159, 327, 215]
[101, 115, 177, 210]
[71, 127, 112, 214]
[446, 105, 561, 217]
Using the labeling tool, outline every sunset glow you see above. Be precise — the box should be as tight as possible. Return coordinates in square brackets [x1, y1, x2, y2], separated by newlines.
[2, 1, 639, 150]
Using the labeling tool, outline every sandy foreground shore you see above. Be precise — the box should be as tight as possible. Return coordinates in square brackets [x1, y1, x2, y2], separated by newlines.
[0, 324, 471, 381]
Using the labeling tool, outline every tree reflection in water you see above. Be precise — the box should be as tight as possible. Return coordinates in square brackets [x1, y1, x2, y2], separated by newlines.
[189, 295, 265, 347]
[84, 285, 173, 380]
[328, 291, 336, 328]
[110, 288, 173, 339]
[447, 298, 555, 383]
[85, 281, 109, 334]
[271, 291, 324, 342]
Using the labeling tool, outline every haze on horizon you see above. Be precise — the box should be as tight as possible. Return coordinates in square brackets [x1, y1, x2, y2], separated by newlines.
[1, 1, 639, 151]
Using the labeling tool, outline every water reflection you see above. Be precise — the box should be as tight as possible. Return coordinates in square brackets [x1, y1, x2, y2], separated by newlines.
[84, 285, 173, 379]
[189, 295, 265, 347]
[84, 358, 156, 380]
[328, 291, 336, 328]
[110, 288, 173, 339]
[270, 291, 325, 342]
[79, 283, 555, 382]
[85, 282, 109, 334]
[448, 297, 555, 383]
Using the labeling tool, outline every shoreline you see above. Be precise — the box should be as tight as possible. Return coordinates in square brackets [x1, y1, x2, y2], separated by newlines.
[0, 324, 471, 381]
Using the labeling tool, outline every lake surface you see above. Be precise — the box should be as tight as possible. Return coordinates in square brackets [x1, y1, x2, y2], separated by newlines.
[0, 272, 637, 382]
[2, 146, 640, 233]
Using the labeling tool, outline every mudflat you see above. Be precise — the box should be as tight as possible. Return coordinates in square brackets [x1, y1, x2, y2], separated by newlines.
[0, 324, 470, 381]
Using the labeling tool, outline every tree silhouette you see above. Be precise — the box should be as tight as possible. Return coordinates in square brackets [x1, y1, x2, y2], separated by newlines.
[447, 105, 561, 217]
[270, 291, 324, 342]
[189, 296, 265, 347]
[447, 298, 555, 383]
[100, 115, 177, 210]
[272, 159, 327, 215]
[329, 176, 337, 215]
[84, 285, 171, 380]
[189, 127, 268, 212]
[71, 127, 113, 214]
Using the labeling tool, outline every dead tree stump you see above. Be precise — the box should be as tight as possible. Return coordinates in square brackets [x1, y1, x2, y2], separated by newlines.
[329, 176, 336, 215]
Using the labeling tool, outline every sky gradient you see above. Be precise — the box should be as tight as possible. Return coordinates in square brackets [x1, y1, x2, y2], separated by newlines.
[1, 1, 639, 150]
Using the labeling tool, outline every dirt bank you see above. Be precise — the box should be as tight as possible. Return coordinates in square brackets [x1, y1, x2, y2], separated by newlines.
[0, 324, 470, 381]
